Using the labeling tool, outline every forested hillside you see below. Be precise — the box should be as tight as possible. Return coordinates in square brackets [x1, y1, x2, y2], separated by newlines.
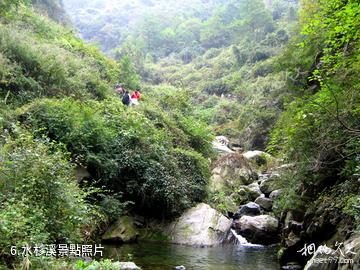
[64, 0, 299, 150]
[0, 1, 213, 268]
[0, 0, 359, 269]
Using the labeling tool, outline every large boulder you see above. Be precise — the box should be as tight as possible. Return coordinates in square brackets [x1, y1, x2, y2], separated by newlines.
[210, 153, 255, 193]
[219, 193, 240, 214]
[113, 262, 141, 270]
[248, 182, 262, 194]
[243, 150, 270, 160]
[260, 173, 282, 196]
[233, 215, 279, 245]
[236, 184, 263, 204]
[270, 189, 283, 200]
[255, 196, 273, 211]
[234, 202, 261, 219]
[164, 203, 231, 247]
[212, 136, 234, 154]
[243, 150, 275, 173]
[102, 216, 139, 243]
[209, 173, 226, 193]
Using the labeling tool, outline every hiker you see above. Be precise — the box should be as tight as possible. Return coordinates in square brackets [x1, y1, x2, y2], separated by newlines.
[122, 90, 131, 106]
[131, 90, 141, 106]
[115, 84, 124, 95]
[131, 90, 141, 100]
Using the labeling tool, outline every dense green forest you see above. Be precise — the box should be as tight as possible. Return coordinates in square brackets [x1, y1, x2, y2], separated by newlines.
[64, 0, 298, 149]
[0, 0, 359, 269]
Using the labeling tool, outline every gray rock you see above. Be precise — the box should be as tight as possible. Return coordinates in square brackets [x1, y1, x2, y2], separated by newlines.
[175, 266, 186, 270]
[285, 232, 301, 248]
[209, 154, 255, 193]
[212, 136, 234, 154]
[237, 184, 262, 204]
[113, 262, 141, 270]
[75, 165, 91, 181]
[234, 202, 261, 219]
[259, 173, 270, 181]
[288, 220, 303, 235]
[243, 150, 270, 160]
[164, 203, 231, 246]
[270, 189, 283, 200]
[102, 216, 139, 243]
[255, 196, 273, 211]
[212, 141, 234, 154]
[233, 215, 279, 245]
[260, 173, 281, 195]
[243, 150, 273, 172]
[248, 182, 262, 195]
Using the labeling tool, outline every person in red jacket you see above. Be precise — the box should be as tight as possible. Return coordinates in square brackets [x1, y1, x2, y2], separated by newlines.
[131, 90, 141, 100]
[131, 90, 141, 106]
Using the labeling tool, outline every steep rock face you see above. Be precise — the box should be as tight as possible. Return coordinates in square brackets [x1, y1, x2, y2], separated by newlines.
[164, 203, 231, 247]
[233, 215, 279, 245]
[210, 153, 256, 193]
[279, 179, 360, 269]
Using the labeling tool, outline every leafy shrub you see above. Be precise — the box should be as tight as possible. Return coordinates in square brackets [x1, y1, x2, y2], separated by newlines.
[0, 131, 94, 265]
[203, 80, 230, 96]
[269, 0, 360, 220]
[0, 8, 119, 104]
[344, 196, 360, 232]
[19, 97, 211, 217]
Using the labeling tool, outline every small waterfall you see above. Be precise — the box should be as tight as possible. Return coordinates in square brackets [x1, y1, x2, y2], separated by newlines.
[230, 229, 263, 247]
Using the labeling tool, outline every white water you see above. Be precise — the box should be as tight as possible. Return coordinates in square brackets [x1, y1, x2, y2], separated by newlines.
[230, 229, 263, 247]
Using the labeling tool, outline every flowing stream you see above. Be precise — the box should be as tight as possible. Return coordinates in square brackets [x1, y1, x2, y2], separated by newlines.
[104, 234, 280, 270]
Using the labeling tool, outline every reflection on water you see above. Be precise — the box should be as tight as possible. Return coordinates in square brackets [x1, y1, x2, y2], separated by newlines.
[104, 242, 280, 270]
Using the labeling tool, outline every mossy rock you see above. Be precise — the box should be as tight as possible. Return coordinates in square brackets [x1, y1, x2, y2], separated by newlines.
[210, 153, 256, 193]
[102, 216, 139, 243]
[164, 203, 231, 246]
[243, 151, 277, 173]
[260, 174, 282, 196]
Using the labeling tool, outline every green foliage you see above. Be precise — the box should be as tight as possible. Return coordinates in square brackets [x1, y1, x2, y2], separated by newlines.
[344, 196, 360, 232]
[8, 258, 136, 270]
[98, 193, 132, 223]
[300, 0, 360, 74]
[269, 0, 360, 223]
[0, 131, 94, 265]
[72, 259, 126, 270]
[19, 97, 211, 217]
[0, 7, 118, 104]
[118, 55, 140, 90]
[0, 0, 29, 15]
